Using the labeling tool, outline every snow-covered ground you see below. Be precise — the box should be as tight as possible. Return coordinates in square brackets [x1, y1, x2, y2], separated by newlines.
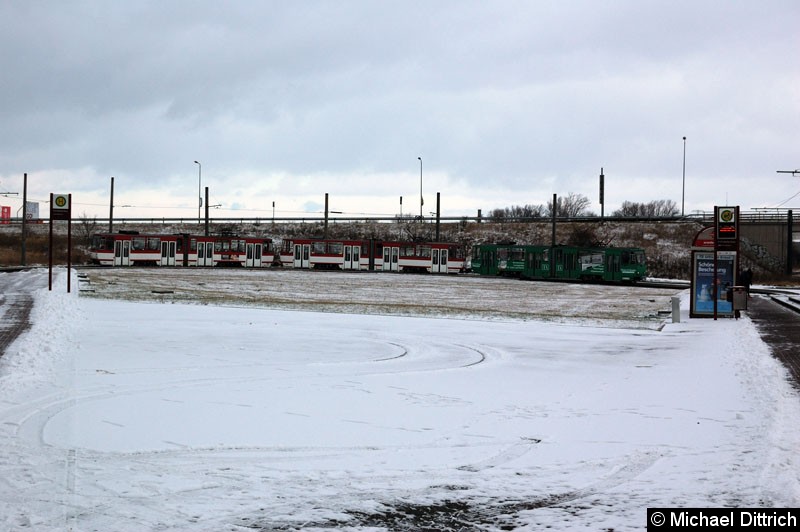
[1, 268, 799, 531]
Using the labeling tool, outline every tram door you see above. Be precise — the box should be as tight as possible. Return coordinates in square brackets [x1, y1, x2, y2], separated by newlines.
[114, 240, 130, 266]
[294, 243, 310, 268]
[343, 245, 360, 270]
[431, 248, 448, 273]
[383, 246, 399, 271]
[197, 242, 214, 267]
[246, 243, 262, 268]
[160, 240, 176, 266]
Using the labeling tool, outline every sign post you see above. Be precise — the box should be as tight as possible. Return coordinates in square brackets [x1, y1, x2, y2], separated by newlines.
[49, 193, 72, 292]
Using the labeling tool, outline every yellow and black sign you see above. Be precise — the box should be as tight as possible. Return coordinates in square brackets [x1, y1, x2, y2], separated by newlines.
[53, 194, 69, 209]
[715, 205, 739, 247]
[50, 193, 71, 220]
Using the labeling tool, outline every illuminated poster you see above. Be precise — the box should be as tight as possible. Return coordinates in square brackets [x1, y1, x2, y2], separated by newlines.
[692, 251, 736, 317]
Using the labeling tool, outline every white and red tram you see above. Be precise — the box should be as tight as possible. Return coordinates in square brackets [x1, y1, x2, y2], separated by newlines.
[279, 238, 465, 273]
[90, 232, 464, 273]
[278, 239, 370, 270]
[89, 233, 275, 268]
[385, 241, 465, 274]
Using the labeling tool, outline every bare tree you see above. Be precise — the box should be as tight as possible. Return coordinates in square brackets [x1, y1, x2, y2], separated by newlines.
[613, 199, 679, 217]
[76, 213, 98, 244]
[547, 192, 592, 218]
[489, 204, 546, 221]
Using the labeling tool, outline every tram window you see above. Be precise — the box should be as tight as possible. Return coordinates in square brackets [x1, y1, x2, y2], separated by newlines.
[328, 242, 343, 255]
[147, 238, 160, 250]
[418, 246, 431, 258]
[190, 239, 197, 251]
[312, 242, 326, 254]
[132, 237, 146, 250]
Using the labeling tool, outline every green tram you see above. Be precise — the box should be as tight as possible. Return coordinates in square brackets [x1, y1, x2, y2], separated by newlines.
[471, 244, 531, 277]
[471, 244, 647, 283]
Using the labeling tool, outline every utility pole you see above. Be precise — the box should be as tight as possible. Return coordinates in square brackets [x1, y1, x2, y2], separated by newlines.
[109, 177, 114, 233]
[22, 174, 27, 266]
[681, 136, 687, 216]
[599, 167, 605, 218]
[418, 156, 423, 219]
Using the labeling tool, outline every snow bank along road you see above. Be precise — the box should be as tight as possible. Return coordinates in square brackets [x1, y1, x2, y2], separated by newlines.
[0, 268, 799, 531]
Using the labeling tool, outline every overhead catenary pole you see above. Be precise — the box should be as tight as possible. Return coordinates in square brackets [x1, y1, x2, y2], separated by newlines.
[551, 193, 557, 279]
[788, 210, 794, 276]
[435, 192, 440, 241]
[418, 156, 423, 219]
[194, 160, 202, 225]
[324, 193, 329, 238]
[109, 176, 114, 233]
[21, 173, 27, 266]
[599, 167, 605, 218]
[204, 186, 210, 236]
[681, 136, 687, 216]
[67, 194, 72, 294]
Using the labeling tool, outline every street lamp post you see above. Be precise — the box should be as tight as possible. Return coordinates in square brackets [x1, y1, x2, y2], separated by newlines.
[681, 137, 686, 216]
[418, 156, 423, 219]
[193, 160, 202, 224]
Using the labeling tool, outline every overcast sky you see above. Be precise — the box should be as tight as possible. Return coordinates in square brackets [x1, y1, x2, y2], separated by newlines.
[0, 0, 798, 220]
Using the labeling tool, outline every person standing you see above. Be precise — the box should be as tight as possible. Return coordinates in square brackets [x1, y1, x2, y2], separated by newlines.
[741, 268, 753, 296]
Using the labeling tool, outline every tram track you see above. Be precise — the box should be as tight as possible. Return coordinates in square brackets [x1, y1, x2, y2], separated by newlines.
[767, 293, 800, 315]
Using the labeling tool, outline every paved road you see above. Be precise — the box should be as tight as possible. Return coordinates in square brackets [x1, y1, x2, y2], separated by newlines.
[746, 295, 800, 389]
[0, 269, 48, 357]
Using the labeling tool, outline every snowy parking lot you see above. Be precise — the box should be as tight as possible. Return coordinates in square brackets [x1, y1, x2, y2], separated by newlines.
[1, 268, 798, 531]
